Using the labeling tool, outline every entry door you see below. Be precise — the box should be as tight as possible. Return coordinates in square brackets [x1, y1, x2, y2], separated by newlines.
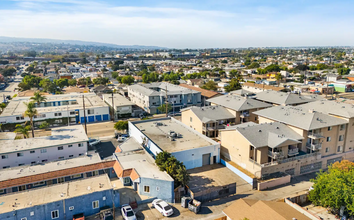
[202, 153, 211, 166]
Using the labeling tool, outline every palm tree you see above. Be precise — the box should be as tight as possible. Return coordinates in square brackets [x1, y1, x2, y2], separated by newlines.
[30, 91, 47, 107]
[275, 73, 283, 86]
[14, 124, 31, 139]
[24, 102, 38, 138]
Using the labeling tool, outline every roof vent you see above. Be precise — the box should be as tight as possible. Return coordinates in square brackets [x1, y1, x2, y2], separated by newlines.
[276, 127, 279, 129]
[308, 109, 314, 113]
[342, 106, 345, 108]
[258, 130, 262, 132]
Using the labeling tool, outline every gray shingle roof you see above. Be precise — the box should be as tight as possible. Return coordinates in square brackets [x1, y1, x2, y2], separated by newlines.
[207, 95, 272, 111]
[254, 105, 348, 130]
[227, 122, 303, 148]
[299, 100, 354, 118]
[181, 105, 235, 123]
[129, 82, 201, 97]
[255, 91, 324, 105]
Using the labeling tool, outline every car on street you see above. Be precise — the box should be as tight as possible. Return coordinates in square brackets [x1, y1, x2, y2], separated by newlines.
[121, 204, 136, 220]
[152, 199, 174, 217]
[117, 136, 127, 142]
[88, 138, 101, 146]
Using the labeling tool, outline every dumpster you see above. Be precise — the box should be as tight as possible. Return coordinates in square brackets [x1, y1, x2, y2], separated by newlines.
[188, 199, 201, 214]
[181, 196, 191, 208]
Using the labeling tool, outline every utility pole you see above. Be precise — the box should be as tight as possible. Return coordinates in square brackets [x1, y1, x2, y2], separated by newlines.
[111, 93, 115, 122]
[161, 84, 169, 117]
[82, 95, 87, 134]
[67, 105, 70, 126]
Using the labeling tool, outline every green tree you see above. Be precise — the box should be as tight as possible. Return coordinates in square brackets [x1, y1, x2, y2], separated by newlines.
[257, 68, 267, 75]
[1, 67, 16, 77]
[338, 68, 351, 75]
[39, 121, 50, 129]
[155, 151, 172, 171]
[39, 79, 57, 93]
[316, 63, 328, 70]
[264, 64, 280, 73]
[157, 103, 172, 114]
[24, 50, 37, 57]
[247, 62, 260, 69]
[225, 78, 242, 92]
[23, 102, 38, 138]
[14, 124, 31, 139]
[93, 77, 109, 85]
[309, 160, 354, 216]
[0, 103, 6, 114]
[114, 121, 128, 131]
[30, 91, 47, 106]
[121, 75, 135, 85]
[201, 81, 218, 91]
[68, 79, 77, 86]
[111, 71, 119, 79]
[54, 78, 69, 89]
[275, 73, 283, 86]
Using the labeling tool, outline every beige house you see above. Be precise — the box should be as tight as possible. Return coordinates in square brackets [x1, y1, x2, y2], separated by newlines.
[207, 95, 272, 124]
[181, 105, 236, 138]
[220, 105, 354, 178]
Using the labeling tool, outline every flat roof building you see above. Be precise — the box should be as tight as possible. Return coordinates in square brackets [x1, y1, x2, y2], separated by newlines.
[102, 94, 143, 118]
[129, 117, 220, 169]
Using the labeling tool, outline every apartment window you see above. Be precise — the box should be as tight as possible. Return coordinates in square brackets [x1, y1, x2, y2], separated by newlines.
[2, 166, 10, 169]
[190, 117, 192, 122]
[30, 150, 35, 154]
[31, 161, 36, 164]
[92, 200, 99, 209]
[41, 159, 48, 163]
[58, 146, 64, 150]
[54, 113, 62, 116]
[58, 157, 64, 160]
[1, 155, 8, 159]
[325, 148, 329, 153]
[18, 185, 26, 191]
[40, 149, 47, 153]
[78, 143, 82, 147]
[93, 170, 99, 176]
[79, 153, 83, 156]
[21, 218, 27, 220]
[124, 178, 130, 184]
[68, 144, 73, 148]
[0, 189, 4, 194]
[339, 135, 344, 141]
[17, 153, 24, 157]
[69, 155, 73, 158]
[33, 181, 45, 187]
[58, 177, 65, 183]
[16, 116, 24, 120]
[337, 146, 343, 152]
[327, 137, 331, 142]
[328, 126, 332, 131]
[144, 186, 150, 193]
[30, 212, 34, 216]
[19, 163, 25, 166]
[71, 174, 82, 179]
[87, 109, 94, 115]
[70, 111, 76, 115]
[51, 210, 59, 219]
[340, 124, 346, 131]
[69, 206, 74, 211]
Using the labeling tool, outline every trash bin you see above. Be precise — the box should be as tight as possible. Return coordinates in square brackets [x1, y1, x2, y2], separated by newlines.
[181, 196, 191, 208]
[188, 199, 201, 214]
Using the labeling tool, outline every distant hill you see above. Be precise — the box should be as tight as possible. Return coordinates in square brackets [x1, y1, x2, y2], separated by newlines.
[0, 36, 167, 50]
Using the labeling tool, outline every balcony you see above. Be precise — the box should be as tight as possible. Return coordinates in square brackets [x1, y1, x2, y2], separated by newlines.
[306, 143, 322, 151]
[268, 151, 284, 159]
[308, 132, 324, 139]
[288, 148, 299, 156]
[240, 112, 250, 118]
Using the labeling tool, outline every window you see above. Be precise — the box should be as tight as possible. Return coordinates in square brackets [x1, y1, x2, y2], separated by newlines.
[21, 218, 27, 220]
[69, 206, 74, 211]
[16, 116, 24, 120]
[33, 181, 45, 186]
[40, 149, 47, 153]
[70, 111, 76, 115]
[19, 163, 25, 166]
[0, 189, 4, 194]
[30, 212, 34, 216]
[124, 178, 130, 184]
[79, 153, 83, 156]
[31, 161, 36, 164]
[17, 153, 24, 157]
[1, 155, 8, 159]
[68, 144, 73, 148]
[156, 186, 160, 191]
[51, 210, 59, 219]
[144, 186, 150, 193]
[54, 113, 62, 116]
[18, 185, 26, 191]
[69, 155, 73, 158]
[93, 170, 99, 176]
[327, 137, 331, 142]
[337, 146, 342, 152]
[58, 177, 65, 183]
[340, 124, 346, 131]
[58, 146, 64, 150]
[78, 143, 82, 147]
[87, 109, 94, 115]
[325, 148, 329, 153]
[2, 166, 10, 169]
[42, 159, 48, 163]
[92, 200, 99, 209]
[30, 150, 35, 154]
[190, 117, 192, 122]
[58, 157, 64, 160]
[328, 126, 332, 131]
[339, 135, 344, 141]
[71, 174, 82, 179]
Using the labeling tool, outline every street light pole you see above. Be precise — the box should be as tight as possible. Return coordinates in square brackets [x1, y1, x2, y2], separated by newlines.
[82, 95, 87, 135]
[111, 93, 115, 122]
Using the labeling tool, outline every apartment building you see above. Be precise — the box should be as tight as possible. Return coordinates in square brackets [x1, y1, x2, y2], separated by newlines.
[0, 93, 110, 125]
[0, 125, 88, 169]
[254, 90, 323, 106]
[181, 105, 236, 138]
[128, 82, 202, 114]
[129, 117, 220, 170]
[207, 94, 272, 124]
[102, 93, 143, 118]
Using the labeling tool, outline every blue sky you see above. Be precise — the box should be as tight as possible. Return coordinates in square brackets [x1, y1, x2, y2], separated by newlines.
[0, 0, 353, 48]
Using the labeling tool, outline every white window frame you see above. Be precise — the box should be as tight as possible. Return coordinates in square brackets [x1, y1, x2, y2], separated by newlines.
[1, 155, 8, 159]
[123, 177, 130, 184]
[30, 211, 34, 216]
[92, 200, 99, 209]
[71, 174, 82, 179]
[144, 185, 150, 193]
[69, 206, 74, 211]
[0, 189, 5, 194]
[17, 153, 24, 157]
[51, 210, 59, 219]
[58, 146, 64, 150]
[327, 137, 331, 142]
[40, 149, 47, 153]
[339, 135, 344, 141]
[30, 150, 35, 154]
[33, 181, 45, 187]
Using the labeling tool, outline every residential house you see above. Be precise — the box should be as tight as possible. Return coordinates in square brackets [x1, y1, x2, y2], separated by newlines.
[103, 94, 143, 118]
[179, 83, 221, 106]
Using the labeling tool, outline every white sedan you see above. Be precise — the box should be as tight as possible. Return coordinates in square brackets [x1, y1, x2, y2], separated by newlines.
[121, 204, 136, 220]
[88, 138, 101, 147]
[152, 199, 174, 217]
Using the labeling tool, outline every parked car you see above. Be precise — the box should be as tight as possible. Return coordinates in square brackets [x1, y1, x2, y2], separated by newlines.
[117, 137, 127, 142]
[88, 138, 101, 146]
[121, 204, 136, 220]
[152, 199, 174, 217]
[99, 207, 114, 220]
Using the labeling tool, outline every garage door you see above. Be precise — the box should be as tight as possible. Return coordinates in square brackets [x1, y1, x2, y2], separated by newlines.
[88, 116, 95, 122]
[102, 114, 109, 121]
[95, 115, 102, 121]
[202, 153, 210, 166]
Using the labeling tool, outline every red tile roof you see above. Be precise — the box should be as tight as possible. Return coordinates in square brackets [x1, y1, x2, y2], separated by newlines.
[179, 84, 220, 98]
